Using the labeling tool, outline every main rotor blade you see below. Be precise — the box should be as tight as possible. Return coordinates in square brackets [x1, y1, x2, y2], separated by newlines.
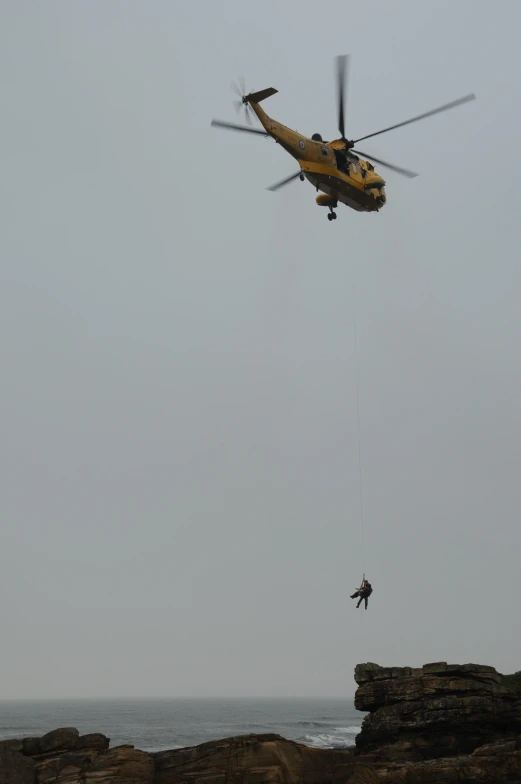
[336, 54, 349, 140]
[353, 150, 419, 178]
[354, 93, 476, 143]
[267, 171, 302, 191]
[211, 119, 268, 136]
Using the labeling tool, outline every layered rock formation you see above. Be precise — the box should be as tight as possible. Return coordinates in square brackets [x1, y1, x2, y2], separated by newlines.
[364, 737, 521, 782]
[354, 661, 521, 762]
[0, 729, 364, 784]
[0, 728, 152, 784]
[4, 726, 521, 783]
[154, 733, 357, 784]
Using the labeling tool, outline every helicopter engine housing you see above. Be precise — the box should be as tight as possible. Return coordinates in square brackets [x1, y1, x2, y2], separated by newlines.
[316, 194, 337, 207]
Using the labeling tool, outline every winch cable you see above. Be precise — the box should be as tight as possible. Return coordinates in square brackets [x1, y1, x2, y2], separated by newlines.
[352, 267, 366, 586]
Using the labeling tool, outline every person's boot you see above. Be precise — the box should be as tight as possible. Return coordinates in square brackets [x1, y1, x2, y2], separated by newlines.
[350, 593, 358, 599]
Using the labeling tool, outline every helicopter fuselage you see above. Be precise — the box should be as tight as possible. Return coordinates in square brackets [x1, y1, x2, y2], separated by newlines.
[212, 60, 474, 219]
[249, 99, 386, 213]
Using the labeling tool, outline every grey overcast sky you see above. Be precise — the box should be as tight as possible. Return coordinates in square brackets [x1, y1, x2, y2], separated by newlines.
[1, 0, 520, 700]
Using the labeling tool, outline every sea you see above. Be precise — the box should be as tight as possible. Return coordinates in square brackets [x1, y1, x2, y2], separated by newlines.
[0, 698, 362, 753]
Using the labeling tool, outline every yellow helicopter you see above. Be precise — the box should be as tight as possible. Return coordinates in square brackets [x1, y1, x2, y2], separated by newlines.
[211, 56, 475, 221]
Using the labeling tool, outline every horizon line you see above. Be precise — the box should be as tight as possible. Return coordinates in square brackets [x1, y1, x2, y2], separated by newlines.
[0, 695, 356, 702]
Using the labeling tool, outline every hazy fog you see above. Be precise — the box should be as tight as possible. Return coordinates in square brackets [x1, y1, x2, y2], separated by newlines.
[1, 0, 520, 699]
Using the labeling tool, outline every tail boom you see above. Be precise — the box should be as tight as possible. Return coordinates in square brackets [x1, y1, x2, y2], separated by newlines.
[244, 87, 278, 104]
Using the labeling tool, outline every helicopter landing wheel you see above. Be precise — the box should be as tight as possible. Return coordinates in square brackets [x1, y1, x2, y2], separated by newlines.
[299, 172, 305, 181]
[327, 211, 337, 221]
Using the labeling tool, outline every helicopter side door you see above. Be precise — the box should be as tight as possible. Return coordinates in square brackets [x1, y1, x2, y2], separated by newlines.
[347, 159, 364, 189]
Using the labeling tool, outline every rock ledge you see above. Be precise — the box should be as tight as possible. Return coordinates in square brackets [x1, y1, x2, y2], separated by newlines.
[354, 660, 521, 762]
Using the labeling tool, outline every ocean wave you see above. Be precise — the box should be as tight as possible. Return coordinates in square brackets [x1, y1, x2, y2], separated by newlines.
[301, 727, 360, 750]
[294, 721, 334, 728]
[334, 726, 360, 734]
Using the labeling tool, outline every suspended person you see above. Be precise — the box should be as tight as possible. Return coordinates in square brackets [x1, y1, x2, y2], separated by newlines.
[350, 579, 373, 609]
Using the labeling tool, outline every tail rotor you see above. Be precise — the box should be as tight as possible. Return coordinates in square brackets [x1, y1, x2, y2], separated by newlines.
[231, 76, 254, 125]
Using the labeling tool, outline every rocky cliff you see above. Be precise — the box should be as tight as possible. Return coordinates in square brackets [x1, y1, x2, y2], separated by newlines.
[354, 661, 521, 762]
[0, 727, 153, 784]
[0, 728, 362, 784]
[4, 726, 521, 783]
[2, 662, 521, 783]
